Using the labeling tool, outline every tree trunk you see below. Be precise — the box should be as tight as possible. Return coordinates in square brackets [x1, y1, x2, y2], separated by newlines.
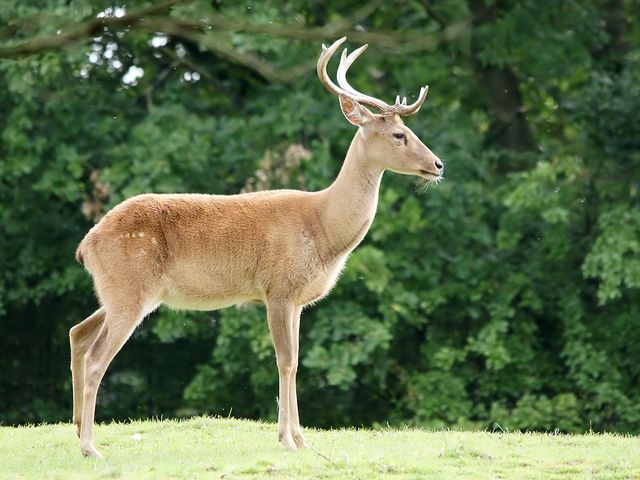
[469, 0, 536, 153]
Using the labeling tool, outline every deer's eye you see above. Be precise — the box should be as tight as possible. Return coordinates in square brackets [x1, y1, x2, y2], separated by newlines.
[392, 132, 405, 140]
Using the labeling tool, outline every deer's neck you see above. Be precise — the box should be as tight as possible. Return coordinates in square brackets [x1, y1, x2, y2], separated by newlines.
[316, 130, 383, 261]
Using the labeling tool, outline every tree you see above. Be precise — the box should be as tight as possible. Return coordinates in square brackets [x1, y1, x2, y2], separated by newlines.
[0, 0, 638, 433]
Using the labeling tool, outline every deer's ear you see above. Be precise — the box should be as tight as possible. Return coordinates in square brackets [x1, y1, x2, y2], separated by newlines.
[339, 95, 375, 127]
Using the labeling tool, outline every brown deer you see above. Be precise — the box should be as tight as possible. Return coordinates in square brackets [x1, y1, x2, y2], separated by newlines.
[70, 37, 443, 458]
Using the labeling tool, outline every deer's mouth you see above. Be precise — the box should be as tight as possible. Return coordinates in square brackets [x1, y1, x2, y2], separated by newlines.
[418, 169, 442, 180]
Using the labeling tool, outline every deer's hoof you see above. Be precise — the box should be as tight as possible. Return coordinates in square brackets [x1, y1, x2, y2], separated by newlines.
[279, 432, 297, 451]
[292, 430, 310, 449]
[80, 443, 104, 459]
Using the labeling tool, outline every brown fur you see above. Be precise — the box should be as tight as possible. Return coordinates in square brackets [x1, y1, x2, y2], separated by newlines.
[75, 246, 84, 266]
[70, 41, 443, 458]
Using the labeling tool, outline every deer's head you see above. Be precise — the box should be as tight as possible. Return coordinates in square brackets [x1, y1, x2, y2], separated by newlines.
[318, 37, 443, 183]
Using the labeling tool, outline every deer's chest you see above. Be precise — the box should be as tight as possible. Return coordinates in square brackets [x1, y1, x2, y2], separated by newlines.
[297, 255, 348, 306]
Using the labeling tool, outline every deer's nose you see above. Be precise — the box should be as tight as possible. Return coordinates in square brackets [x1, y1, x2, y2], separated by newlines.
[435, 159, 444, 171]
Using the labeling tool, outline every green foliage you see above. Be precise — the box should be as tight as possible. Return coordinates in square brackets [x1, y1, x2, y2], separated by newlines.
[0, 0, 639, 436]
[583, 207, 640, 304]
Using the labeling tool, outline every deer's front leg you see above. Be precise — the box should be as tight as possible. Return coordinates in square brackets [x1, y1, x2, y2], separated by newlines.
[266, 298, 297, 450]
[289, 306, 309, 448]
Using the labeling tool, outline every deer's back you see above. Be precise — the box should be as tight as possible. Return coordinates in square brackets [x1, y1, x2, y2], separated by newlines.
[77, 191, 337, 310]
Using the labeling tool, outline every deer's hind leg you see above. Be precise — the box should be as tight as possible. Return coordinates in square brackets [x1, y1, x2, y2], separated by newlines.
[77, 273, 162, 457]
[70, 307, 106, 437]
[78, 302, 151, 458]
[75, 232, 165, 457]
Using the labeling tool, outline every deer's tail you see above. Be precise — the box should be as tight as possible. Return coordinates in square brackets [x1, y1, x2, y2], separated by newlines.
[75, 244, 85, 266]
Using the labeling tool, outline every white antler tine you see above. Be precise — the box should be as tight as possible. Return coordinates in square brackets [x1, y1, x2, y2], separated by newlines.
[345, 44, 368, 68]
[339, 44, 368, 78]
[399, 85, 430, 116]
[340, 48, 349, 64]
[334, 36, 347, 50]
[320, 37, 429, 115]
[324, 37, 347, 56]
[317, 37, 349, 97]
[334, 40, 393, 112]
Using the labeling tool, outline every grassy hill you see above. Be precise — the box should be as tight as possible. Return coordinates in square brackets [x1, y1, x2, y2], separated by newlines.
[1, 416, 638, 479]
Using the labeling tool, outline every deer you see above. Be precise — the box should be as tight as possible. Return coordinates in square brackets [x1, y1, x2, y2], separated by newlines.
[70, 36, 443, 458]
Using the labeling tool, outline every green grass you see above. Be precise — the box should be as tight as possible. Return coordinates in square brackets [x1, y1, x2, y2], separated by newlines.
[1, 416, 638, 479]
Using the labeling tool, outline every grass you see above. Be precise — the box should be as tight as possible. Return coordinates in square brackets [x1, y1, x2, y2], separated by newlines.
[1, 416, 639, 479]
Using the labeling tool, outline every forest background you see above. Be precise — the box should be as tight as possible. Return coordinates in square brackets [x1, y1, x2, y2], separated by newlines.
[0, 0, 639, 434]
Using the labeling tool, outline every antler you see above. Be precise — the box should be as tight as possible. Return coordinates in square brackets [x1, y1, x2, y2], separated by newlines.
[317, 37, 429, 116]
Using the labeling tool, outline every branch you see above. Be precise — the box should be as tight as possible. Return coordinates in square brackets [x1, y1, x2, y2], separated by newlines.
[159, 46, 216, 83]
[136, 21, 310, 83]
[159, 16, 466, 52]
[0, 0, 467, 83]
[135, 14, 467, 83]
[1, 0, 466, 60]
[419, 0, 447, 29]
[0, 0, 192, 59]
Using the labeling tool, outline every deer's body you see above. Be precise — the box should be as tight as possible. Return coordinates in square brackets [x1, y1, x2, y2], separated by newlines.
[70, 37, 443, 458]
[78, 133, 379, 313]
